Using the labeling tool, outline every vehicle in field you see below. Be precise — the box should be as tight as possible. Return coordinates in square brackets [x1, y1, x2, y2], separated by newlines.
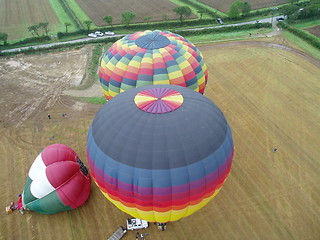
[105, 31, 115, 35]
[95, 31, 104, 37]
[126, 218, 148, 230]
[88, 33, 97, 38]
[217, 18, 223, 24]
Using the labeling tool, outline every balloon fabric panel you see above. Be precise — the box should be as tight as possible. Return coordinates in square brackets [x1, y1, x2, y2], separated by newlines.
[24, 191, 72, 215]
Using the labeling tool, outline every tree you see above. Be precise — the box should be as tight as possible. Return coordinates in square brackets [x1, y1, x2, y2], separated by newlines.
[280, 4, 299, 18]
[143, 16, 152, 24]
[228, 0, 252, 19]
[28, 25, 40, 37]
[38, 22, 49, 36]
[162, 14, 168, 22]
[295, 0, 320, 19]
[228, 1, 242, 19]
[242, 2, 252, 16]
[173, 6, 192, 22]
[103, 16, 113, 28]
[197, 9, 205, 20]
[83, 20, 92, 31]
[121, 12, 136, 26]
[0, 32, 8, 45]
[64, 22, 72, 33]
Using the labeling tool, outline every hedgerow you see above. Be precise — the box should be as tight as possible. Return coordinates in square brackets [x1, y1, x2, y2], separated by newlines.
[278, 22, 320, 50]
[178, 22, 272, 36]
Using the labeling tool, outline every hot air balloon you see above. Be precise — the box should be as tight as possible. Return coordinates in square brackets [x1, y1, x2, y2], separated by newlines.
[87, 85, 233, 223]
[99, 30, 208, 100]
[22, 144, 91, 214]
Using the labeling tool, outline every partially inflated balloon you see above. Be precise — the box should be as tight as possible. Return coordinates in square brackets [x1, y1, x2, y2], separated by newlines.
[87, 85, 233, 222]
[22, 144, 91, 214]
[99, 30, 208, 100]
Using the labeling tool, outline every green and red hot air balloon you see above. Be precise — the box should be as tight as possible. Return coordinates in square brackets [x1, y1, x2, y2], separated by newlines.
[22, 144, 91, 214]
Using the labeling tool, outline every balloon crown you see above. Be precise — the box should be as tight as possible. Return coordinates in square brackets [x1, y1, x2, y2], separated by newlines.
[134, 88, 184, 114]
[135, 31, 170, 49]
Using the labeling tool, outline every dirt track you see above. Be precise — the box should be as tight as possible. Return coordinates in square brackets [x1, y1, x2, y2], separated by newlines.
[0, 35, 319, 240]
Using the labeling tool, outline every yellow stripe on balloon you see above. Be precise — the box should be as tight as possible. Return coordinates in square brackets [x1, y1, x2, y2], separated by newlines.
[162, 94, 183, 105]
[99, 185, 223, 222]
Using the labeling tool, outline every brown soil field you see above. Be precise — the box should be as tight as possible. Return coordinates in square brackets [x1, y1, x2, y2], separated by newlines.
[306, 25, 320, 38]
[75, 0, 196, 26]
[198, 0, 288, 12]
[1, 35, 320, 240]
[0, 0, 60, 40]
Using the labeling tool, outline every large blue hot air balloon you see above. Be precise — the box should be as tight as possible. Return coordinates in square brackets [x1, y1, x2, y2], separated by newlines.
[87, 85, 233, 222]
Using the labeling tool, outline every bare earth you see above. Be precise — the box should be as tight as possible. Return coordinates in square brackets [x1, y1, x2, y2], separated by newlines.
[0, 34, 319, 240]
[306, 25, 320, 38]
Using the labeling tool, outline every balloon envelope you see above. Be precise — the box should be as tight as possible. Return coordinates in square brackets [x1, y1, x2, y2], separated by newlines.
[99, 30, 208, 100]
[22, 144, 91, 214]
[87, 85, 233, 222]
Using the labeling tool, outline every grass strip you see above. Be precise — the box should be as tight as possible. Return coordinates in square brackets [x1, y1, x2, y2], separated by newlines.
[292, 20, 320, 29]
[49, 0, 78, 33]
[282, 31, 320, 60]
[65, 0, 97, 28]
[187, 28, 273, 44]
[79, 97, 106, 104]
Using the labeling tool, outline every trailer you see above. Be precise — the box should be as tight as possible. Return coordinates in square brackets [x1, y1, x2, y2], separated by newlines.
[108, 226, 127, 240]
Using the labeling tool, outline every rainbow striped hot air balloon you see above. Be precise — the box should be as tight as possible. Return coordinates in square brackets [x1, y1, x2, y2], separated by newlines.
[22, 144, 91, 214]
[87, 85, 233, 222]
[99, 30, 208, 100]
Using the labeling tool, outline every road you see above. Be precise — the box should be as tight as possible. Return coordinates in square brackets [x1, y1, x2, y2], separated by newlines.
[185, 16, 283, 31]
[1, 16, 284, 54]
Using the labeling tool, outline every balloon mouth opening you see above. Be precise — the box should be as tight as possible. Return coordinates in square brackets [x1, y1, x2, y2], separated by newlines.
[134, 88, 184, 114]
[77, 158, 89, 175]
[135, 32, 170, 49]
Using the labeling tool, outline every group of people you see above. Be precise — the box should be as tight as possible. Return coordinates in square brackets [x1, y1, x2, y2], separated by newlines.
[136, 232, 146, 240]
[156, 222, 167, 231]
[47, 113, 68, 120]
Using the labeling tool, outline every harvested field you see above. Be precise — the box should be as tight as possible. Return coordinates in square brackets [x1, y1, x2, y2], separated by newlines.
[0, 35, 320, 240]
[0, 0, 60, 40]
[198, 0, 288, 12]
[74, 0, 196, 26]
[305, 25, 320, 38]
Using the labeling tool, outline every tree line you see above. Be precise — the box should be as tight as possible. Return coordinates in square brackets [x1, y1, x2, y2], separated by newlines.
[1, 0, 319, 45]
